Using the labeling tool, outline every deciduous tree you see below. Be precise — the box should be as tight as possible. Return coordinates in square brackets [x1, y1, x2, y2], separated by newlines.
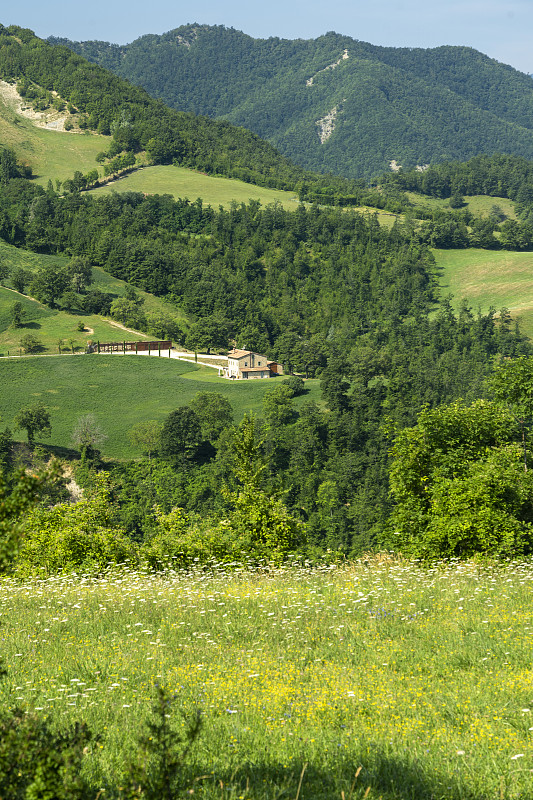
[14, 402, 51, 446]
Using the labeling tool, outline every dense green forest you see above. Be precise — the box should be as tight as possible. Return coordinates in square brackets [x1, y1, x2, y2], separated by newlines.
[50, 24, 533, 177]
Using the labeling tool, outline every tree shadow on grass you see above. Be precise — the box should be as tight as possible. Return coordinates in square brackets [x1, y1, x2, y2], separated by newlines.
[41, 443, 80, 460]
[193, 752, 492, 800]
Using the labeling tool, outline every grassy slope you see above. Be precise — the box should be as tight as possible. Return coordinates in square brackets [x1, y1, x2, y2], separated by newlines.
[434, 247, 533, 337]
[0, 356, 321, 457]
[0, 242, 188, 356]
[88, 165, 301, 209]
[408, 193, 518, 220]
[0, 93, 109, 185]
[2, 561, 533, 798]
[1, 89, 300, 207]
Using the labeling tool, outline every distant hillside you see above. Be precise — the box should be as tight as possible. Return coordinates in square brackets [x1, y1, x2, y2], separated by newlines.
[50, 25, 533, 179]
[0, 24, 307, 191]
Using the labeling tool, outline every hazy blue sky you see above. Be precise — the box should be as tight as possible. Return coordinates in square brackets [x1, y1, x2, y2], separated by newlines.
[3, 0, 533, 73]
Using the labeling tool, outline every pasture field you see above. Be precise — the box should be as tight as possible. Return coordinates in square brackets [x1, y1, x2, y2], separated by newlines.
[407, 193, 518, 220]
[2, 559, 533, 798]
[0, 356, 321, 458]
[433, 247, 533, 338]
[0, 95, 109, 186]
[88, 165, 301, 210]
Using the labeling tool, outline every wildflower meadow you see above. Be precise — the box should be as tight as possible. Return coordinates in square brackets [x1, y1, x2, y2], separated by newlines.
[2, 557, 533, 798]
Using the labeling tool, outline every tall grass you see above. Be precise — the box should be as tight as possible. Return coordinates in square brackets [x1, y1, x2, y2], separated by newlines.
[2, 559, 533, 798]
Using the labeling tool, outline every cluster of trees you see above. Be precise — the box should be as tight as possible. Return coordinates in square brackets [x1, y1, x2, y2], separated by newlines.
[387, 357, 533, 559]
[0, 146, 31, 184]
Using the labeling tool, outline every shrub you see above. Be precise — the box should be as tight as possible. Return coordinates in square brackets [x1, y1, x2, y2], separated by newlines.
[0, 710, 94, 800]
[19, 333, 42, 353]
[16, 476, 137, 576]
[282, 375, 306, 396]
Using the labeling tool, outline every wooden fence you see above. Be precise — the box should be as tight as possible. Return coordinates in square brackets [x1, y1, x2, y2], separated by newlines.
[89, 340, 172, 354]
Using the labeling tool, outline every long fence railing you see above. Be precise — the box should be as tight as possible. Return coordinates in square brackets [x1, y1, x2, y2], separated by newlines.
[89, 340, 172, 354]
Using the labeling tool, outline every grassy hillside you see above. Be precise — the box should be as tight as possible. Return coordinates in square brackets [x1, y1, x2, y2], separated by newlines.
[0, 89, 302, 206]
[0, 356, 321, 458]
[3, 561, 533, 798]
[0, 241, 188, 355]
[0, 90, 110, 185]
[434, 247, 533, 336]
[0, 86, 303, 207]
[90, 165, 300, 209]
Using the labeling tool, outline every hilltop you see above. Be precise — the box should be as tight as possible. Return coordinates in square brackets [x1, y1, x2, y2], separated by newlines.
[50, 24, 533, 178]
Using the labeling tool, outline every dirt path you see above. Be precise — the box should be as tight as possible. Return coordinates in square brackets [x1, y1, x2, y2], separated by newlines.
[107, 320, 151, 338]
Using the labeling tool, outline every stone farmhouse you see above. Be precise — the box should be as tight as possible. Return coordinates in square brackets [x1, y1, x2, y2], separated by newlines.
[220, 349, 283, 380]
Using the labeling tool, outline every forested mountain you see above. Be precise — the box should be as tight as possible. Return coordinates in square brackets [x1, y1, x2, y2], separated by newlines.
[50, 25, 533, 178]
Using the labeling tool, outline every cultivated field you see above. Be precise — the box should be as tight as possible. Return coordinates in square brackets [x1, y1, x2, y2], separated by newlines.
[89, 165, 301, 210]
[2, 559, 533, 798]
[433, 248, 533, 338]
[0, 356, 321, 458]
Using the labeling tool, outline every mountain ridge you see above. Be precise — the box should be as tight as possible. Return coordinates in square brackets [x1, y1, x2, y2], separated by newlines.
[49, 24, 533, 178]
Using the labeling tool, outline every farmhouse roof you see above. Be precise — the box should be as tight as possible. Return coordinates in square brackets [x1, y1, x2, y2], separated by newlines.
[228, 348, 271, 361]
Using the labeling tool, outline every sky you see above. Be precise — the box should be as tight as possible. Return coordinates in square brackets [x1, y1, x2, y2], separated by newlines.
[3, 0, 533, 74]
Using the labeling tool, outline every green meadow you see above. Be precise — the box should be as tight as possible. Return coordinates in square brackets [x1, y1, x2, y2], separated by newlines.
[0, 94, 109, 186]
[2, 559, 533, 799]
[407, 193, 518, 220]
[433, 247, 533, 337]
[0, 241, 188, 356]
[89, 165, 301, 209]
[0, 356, 321, 458]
